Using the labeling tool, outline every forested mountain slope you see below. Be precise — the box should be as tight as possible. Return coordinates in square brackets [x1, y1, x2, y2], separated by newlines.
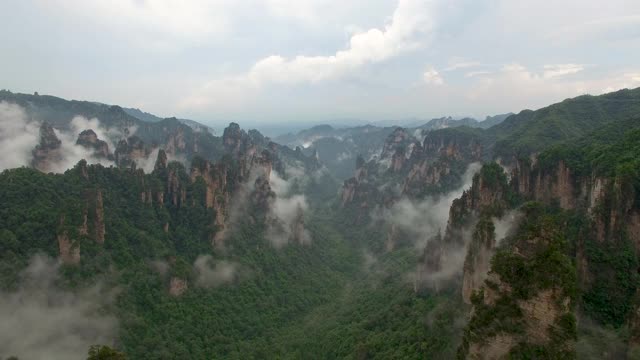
[2, 88, 640, 359]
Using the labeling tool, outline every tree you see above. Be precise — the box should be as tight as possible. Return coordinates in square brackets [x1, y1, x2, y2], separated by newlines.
[87, 345, 126, 360]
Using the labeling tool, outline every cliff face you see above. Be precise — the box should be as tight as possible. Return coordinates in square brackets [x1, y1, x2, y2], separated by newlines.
[440, 157, 640, 358]
[340, 127, 484, 221]
[380, 127, 411, 159]
[76, 129, 111, 159]
[415, 163, 510, 293]
[460, 210, 576, 359]
[32, 122, 63, 172]
[511, 158, 640, 246]
[115, 136, 150, 168]
[462, 218, 496, 304]
[169, 277, 188, 297]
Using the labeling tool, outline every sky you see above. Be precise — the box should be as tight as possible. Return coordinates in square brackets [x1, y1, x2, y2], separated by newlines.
[1, 0, 640, 127]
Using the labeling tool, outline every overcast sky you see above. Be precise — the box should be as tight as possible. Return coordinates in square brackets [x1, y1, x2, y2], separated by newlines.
[1, 0, 639, 126]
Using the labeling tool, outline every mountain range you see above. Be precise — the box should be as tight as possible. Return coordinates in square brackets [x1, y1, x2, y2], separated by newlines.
[1, 87, 640, 359]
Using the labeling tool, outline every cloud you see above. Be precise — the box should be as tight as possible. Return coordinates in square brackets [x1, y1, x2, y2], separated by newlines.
[0, 255, 118, 360]
[543, 63, 585, 78]
[181, 0, 436, 109]
[443, 57, 482, 71]
[627, 73, 640, 83]
[551, 14, 640, 43]
[148, 259, 170, 277]
[266, 171, 312, 247]
[493, 210, 522, 245]
[251, 0, 434, 85]
[373, 162, 481, 251]
[44, 0, 237, 47]
[0, 103, 119, 173]
[423, 66, 444, 85]
[465, 70, 491, 78]
[193, 255, 239, 288]
[0, 102, 171, 174]
[0, 102, 40, 171]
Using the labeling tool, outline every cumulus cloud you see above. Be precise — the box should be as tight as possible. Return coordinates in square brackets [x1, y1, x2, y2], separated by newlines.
[464, 70, 491, 78]
[44, 0, 237, 47]
[193, 255, 239, 288]
[443, 57, 481, 71]
[250, 0, 433, 85]
[181, 0, 436, 109]
[543, 63, 585, 78]
[423, 66, 444, 85]
[0, 255, 118, 360]
[0, 102, 40, 171]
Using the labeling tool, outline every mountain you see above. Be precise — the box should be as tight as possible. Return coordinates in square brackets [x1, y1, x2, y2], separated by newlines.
[2, 88, 640, 358]
[122, 107, 215, 133]
[274, 113, 511, 182]
[488, 87, 640, 159]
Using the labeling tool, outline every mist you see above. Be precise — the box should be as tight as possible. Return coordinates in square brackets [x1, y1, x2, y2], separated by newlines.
[372, 162, 482, 251]
[266, 170, 312, 248]
[0, 255, 118, 360]
[193, 255, 239, 288]
[493, 210, 522, 245]
[0, 102, 135, 173]
[0, 101, 41, 171]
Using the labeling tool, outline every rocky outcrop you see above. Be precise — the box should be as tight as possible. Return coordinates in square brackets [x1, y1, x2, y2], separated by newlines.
[390, 147, 406, 172]
[169, 277, 188, 297]
[402, 160, 451, 197]
[252, 175, 275, 211]
[460, 211, 576, 359]
[115, 136, 149, 168]
[290, 204, 310, 245]
[446, 164, 509, 236]
[422, 130, 482, 162]
[32, 122, 62, 172]
[380, 127, 411, 159]
[56, 215, 82, 265]
[532, 161, 576, 209]
[223, 122, 247, 157]
[57, 231, 81, 265]
[93, 190, 105, 244]
[462, 218, 496, 304]
[164, 127, 186, 155]
[510, 159, 640, 246]
[154, 149, 168, 171]
[76, 129, 111, 159]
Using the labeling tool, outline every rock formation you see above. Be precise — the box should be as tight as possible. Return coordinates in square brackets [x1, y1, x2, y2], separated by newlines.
[32, 122, 62, 172]
[76, 129, 111, 159]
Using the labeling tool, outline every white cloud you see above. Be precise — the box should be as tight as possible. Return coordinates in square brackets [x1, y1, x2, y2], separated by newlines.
[266, 171, 312, 247]
[0, 255, 118, 360]
[443, 57, 482, 71]
[551, 15, 640, 43]
[251, 0, 434, 84]
[194, 255, 239, 288]
[0, 102, 40, 171]
[465, 70, 491, 78]
[423, 66, 444, 85]
[46, 0, 236, 46]
[372, 163, 480, 251]
[543, 63, 585, 78]
[181, 0, 437, 109]
[628, 73, 640, 82]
